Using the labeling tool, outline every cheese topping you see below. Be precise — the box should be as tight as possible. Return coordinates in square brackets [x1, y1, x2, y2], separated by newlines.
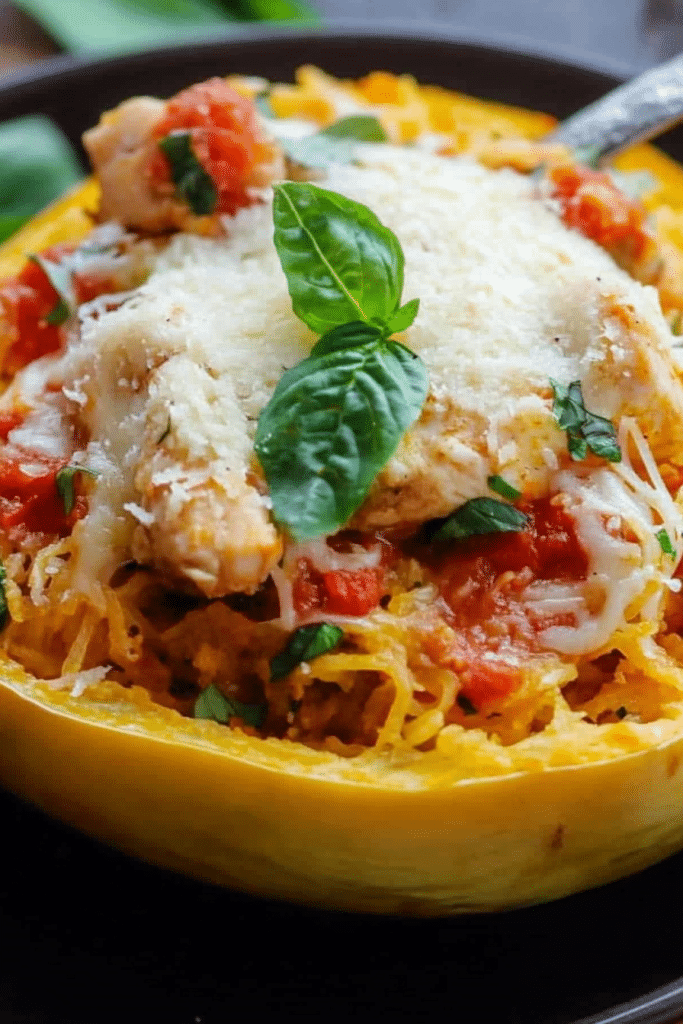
[4, 76, 683, 762]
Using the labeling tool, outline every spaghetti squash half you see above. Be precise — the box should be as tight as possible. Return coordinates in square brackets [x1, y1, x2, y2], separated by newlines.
[3, 68, 683, 914]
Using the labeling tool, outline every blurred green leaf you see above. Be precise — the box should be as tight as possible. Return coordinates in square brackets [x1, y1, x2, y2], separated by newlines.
[15, 0, 319, 54]
[233, 0, 319, 21]
[0, 115, 83, 244]
[15, 0, 234, 54]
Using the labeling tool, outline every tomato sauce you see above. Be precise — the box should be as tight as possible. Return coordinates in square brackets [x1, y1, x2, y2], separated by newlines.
[0, 244, 115, 376]
[0, 247, 67, 375]
[548, 163, 651, 263]
[421, 496, 588, 710]
[0, 452, 86, 542]
[149, 78, 265, 217]
[293, 560, 385, 618]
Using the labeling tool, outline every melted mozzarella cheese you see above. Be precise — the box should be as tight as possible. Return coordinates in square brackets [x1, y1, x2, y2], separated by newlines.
[11, 142, 683, 631]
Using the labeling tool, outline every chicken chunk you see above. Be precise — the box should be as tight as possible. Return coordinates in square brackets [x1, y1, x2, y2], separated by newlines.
[83, 80, 285, 235]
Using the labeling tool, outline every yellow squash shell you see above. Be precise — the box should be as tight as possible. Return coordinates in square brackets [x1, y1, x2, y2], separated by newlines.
[4, 93, 683, 915]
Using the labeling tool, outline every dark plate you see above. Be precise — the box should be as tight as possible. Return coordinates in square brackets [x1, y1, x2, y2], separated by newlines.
[1, 26, 682, 1024]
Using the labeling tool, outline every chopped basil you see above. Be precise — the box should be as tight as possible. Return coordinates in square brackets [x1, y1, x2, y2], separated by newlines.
[258, 183, 426, 540]
[193, 683, 266, 729]
[487, 474, 521, 501]
[0, 560, 8, 630]
[29, 253, 74, 326]
[271, 181, 410, 336]
[657, 528, 676, 556]
[282, 115, 388, 169]
[550, 379, 621, 463]
[270, 622, 344, 680]
[433, 497, 529, 542]
[55, 465, 99, 516]
[157, 131, 217, 216]
[457, 693, 478, 716]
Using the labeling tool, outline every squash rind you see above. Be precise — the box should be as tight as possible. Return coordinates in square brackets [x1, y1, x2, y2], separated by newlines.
[3, 142, 683, 915]
[1, 657, 683, 915]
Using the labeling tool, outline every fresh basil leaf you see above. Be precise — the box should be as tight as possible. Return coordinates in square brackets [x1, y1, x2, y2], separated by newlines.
[567, 432, 588, 461]
[0, 115, 82, 245]
[322, 115, 388, 143]
[580, 409, 622, 462]
[282, 115, 387, 169]
[0, 560, 8, 630]
[550, 379, 621, 463]
[255, 334, 428, 540]
[456, 693, 478, 716]
[55, 465, 99, 516]
[29, 254, 75, 326]
[270, 623, 344, 681]
[311, 320, 384, 357]
[385, 298, 419, 336]
[550, 379, 585, 433]
[193, 683, 267, 728]
[158, 131, 217, 215]
[228, 0, 320, 24]
[433, 497, 529, 542]
[657, 528, 676, 557]
[487, 475, 521, 501]
[272, 182, 406, 335]
[14, 0, 235, 55]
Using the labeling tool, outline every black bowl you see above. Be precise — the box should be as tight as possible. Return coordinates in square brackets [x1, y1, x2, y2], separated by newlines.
[1, 27, 682, 1024]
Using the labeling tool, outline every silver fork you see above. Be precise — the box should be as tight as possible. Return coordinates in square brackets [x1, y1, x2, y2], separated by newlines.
[546, 52, 683, 160]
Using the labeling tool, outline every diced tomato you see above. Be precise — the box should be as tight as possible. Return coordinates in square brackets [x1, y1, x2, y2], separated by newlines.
[0, 452, 86, 541]
[0, 409, 25, 442]
[434, 496, 588, 623]
[422, 629, 521, 712]
[292, 559, 324, 617]
[322, 569, 382, 617]
[420, 496, 589, 709]
[459, 658, 521, 709]
[149, 78, 264, 217]
[292, 558, 385, 618]
[72, 269, 117, 305]
[0, 244, 74, 375]
[0, 241, 118, 376]
[548, 163, 652, 263]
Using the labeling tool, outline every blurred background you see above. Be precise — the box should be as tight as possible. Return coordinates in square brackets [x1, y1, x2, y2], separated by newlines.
[1, 0, 683, 76]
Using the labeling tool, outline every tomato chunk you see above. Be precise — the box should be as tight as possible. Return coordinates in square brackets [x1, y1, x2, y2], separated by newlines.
[292, 559, 385, 618]
[548, 163, 652, 264]
[0, 452, 85, 540]
[422, 496, 588, 709]
[0, 245, 71, 374]
[150, 78, 264, 217]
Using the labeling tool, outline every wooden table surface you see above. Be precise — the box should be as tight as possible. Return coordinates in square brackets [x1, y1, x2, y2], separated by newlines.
[1, 3, 683, 1023]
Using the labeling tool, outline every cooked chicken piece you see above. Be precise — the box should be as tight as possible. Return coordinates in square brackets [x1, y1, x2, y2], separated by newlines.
[82, 82, 285, 235]
[131, 356, 282, 597]
[36, 143, 683, 600]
